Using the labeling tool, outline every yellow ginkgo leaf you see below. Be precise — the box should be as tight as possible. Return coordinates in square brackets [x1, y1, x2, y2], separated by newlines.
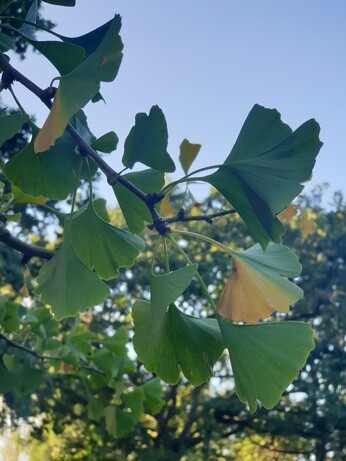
[160, 194, 174, 217]
[217, 243, 303, 323]
[277, 204, 298, 222]
[301, 216, 317, 236]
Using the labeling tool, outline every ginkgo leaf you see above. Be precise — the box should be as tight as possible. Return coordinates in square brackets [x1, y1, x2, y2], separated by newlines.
[0, 113, 29, 148]
[218, 316, 314, 413]
[11, 185, 46, 205]
[301, 216, 317, 236]
[43, 0, 76, 5]
[149, 264, 198, 330]
[34, 221, 109, 320]
[133, 302, 224, 386]
[35, 16, 123, 152]
[0, 32, 15, 52]
[27, 39, 85, 75]
[202, 105, 322, 248]
[122, 105, 175, 173]
[179, 138, 201, 174]
[217, 243, 303, 323]
[104, 406, 136, 439]
[112, 169, 165, 233]
[71, 200, 145, 280]
[160, 194, 175, 216]
[3, 124, 81, 200]
[278, 204, 298, 222]
[91, 131, 118, 153]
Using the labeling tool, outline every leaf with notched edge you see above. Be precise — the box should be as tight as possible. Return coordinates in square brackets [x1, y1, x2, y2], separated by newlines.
[123, 105, 175, 173]
[71, 200, 145, 280]
[133, 302, 224, 386]
[3, 124, 82, 200]
[202, 105, 322, 248]
[217, 243, 303, 323]
[34, 221, 109, 320]
[218, 316, 314, 413]
[35, 16, 123, 152]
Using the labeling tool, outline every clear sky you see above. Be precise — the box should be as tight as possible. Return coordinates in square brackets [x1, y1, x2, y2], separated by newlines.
[4, 1, 346, 206]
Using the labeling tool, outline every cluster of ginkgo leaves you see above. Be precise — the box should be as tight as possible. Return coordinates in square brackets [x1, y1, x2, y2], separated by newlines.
[0, 0, 323, 416]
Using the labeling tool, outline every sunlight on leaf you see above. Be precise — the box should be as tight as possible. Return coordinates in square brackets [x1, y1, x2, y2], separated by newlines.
[179, 138, 201, 174]
[35, 15, 123, 152]
[218, 316, 315, 413]
[11, 185, 46, 205]
[217, 243, 303, 323]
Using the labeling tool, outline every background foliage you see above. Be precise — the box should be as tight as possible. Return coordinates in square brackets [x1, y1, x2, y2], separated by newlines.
[0, 1, 343, 460]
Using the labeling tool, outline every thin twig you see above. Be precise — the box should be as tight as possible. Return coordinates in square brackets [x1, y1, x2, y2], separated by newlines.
[147, 208, 236, 229]
[0, 52, 169, 234]
[0, 332, 105, 375]
[0, 226, 54, 261]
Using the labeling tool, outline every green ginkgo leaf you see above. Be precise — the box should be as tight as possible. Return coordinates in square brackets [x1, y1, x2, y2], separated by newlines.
[3, 124, 81, 200]
[71, 200, 145, 280]
[179, 138, 201, 174]
[122, 105, 175, 173]
[218, 243, 303, 323]
[35, 16, 123, 152]
[112, 169, 165, 233]
[104, 406, 136, 439]
[218, 316, 314, 413]
[202, 105, 322, 248]
[27, 39, 85, 75]
[91, 131, 119, 153]
[42, 0, 76, 6]
[34, 221, 109, 320]
[133, 302, 224, 386]
[0, 113, 29, 148]
[0, 32, 15, 52]
[149, 264, 198, 330]
[142, 378, 165, 414]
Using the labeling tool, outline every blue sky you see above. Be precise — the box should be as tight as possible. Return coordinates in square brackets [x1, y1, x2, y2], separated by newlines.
[4, 1, 346, 206]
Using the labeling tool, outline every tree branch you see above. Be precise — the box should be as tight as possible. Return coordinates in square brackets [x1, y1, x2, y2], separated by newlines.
[0, 225, 54, 262]
[0, 52, 170, 235]
[147, 208, 236, 230]
[0, 331, 105, 375]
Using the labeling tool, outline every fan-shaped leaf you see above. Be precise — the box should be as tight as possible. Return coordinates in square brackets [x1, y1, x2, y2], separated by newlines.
[0, 113, 29, 148]
[35, 16, 123, 152]
[71, 201, 145, 280]
[91, 131, 118, 153]
[218, 316, 314, 413]
[149, 264, 198, 330]
[34, 221, 109, 320]
[123, 105, 175, 172]
[112, 169, 164, 233]
[3, 124, 81, 200]
[217, 243, 303, 323]
[179, 139, 201, 174]
[202, 105, 322, 248]
[133, 302, 224, 385]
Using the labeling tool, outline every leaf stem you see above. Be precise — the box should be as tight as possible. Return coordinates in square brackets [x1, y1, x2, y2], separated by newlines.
[69, 158, 83, 218]
[0, 18, 64, 40]
[163, 236, 170, 272]
[160, 164, 224, 195]
[170, 229, 233, 255]
[8, 85, 26, 113]
[166, 234, 217, 312]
